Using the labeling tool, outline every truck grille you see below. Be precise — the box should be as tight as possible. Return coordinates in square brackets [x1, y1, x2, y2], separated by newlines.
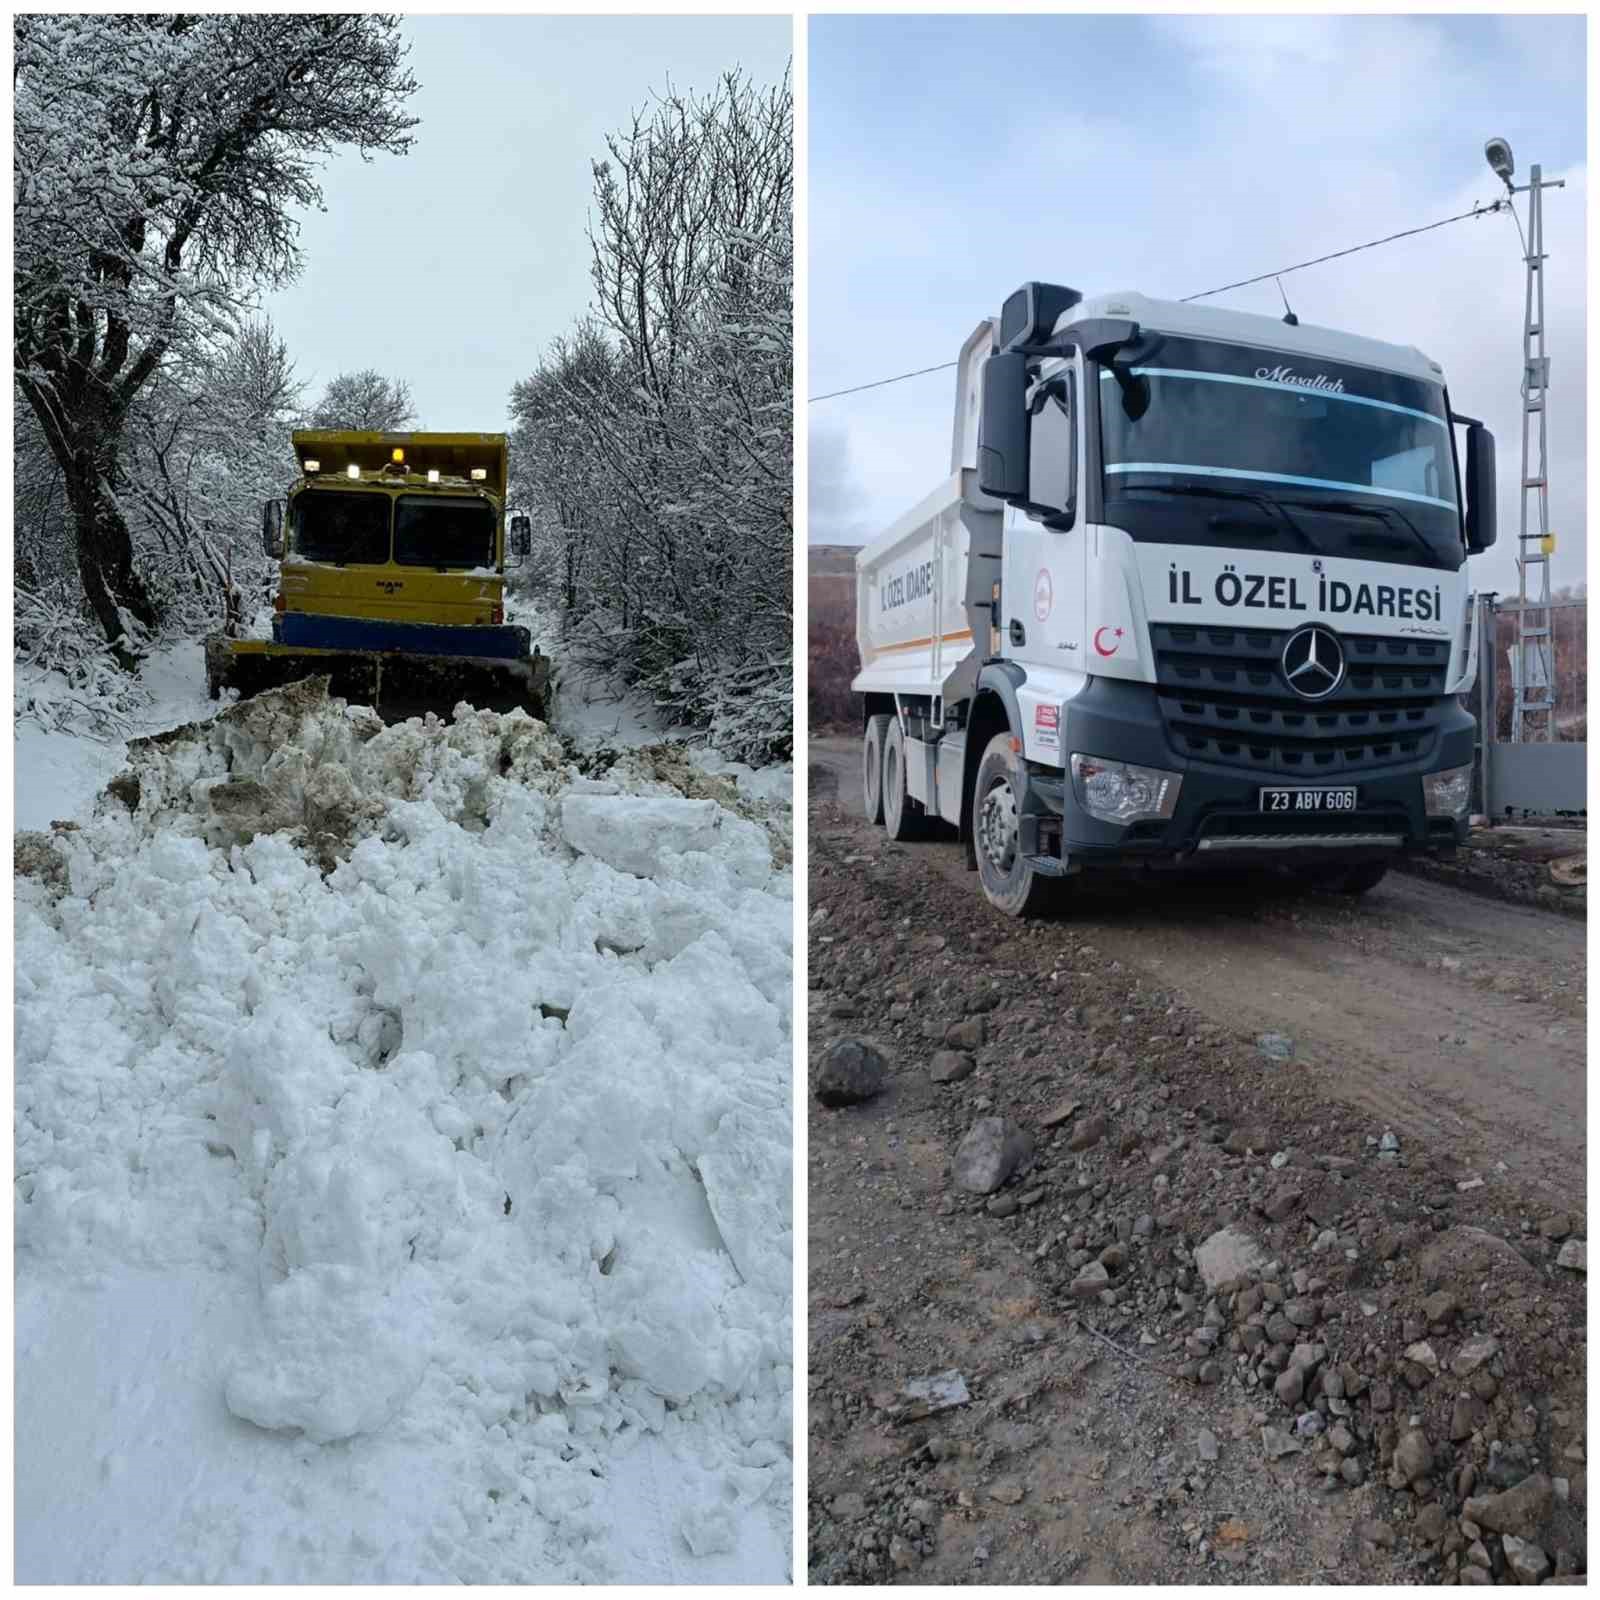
[1152, 625, 1450, 777]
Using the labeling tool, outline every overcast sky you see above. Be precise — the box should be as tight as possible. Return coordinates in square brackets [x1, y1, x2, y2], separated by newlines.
[262, 14, 790, 431]
[808, 14, 1586, 598]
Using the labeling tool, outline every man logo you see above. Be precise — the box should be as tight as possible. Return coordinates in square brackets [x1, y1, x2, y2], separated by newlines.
[1281, 625, 1345, 701]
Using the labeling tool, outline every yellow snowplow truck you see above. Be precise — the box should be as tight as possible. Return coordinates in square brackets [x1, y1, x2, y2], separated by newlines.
[206, 430, 550, 720]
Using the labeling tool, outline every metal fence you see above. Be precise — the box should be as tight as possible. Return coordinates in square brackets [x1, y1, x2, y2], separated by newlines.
[1472, 594, 1587, 817]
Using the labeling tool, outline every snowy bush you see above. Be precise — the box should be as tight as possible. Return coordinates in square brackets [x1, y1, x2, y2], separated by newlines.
[14, 592, 151, 738]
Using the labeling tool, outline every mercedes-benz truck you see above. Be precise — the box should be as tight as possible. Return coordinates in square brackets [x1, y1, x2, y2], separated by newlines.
[851, 284, 1496, 915]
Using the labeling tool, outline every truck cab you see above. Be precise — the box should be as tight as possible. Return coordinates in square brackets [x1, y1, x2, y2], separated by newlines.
[266, 431, 531, 660]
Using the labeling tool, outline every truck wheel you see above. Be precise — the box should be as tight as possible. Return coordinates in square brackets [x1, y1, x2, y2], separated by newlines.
[862, 713, 892, 825]
[1334, 860, 1390, 895]
[1300, 859, 1390, 896]
[973, 731, 1058, 916]
[882, 718, 926, 842]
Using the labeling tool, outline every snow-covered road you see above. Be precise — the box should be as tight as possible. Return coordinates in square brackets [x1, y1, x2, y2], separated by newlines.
[15, 656, 793, 1582]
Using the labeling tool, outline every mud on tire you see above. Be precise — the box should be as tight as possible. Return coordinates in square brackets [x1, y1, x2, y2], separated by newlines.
[972, 731, 1060, 917]
[862, 713, 891, 826]
[882, 717, 928, 842]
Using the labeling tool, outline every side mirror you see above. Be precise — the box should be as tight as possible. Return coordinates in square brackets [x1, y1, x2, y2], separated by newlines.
[977, 350, 1029, 502]
[1464, 422, 1496, 554]
[509, 512, 531, 561]
[262, 498, 285, 560]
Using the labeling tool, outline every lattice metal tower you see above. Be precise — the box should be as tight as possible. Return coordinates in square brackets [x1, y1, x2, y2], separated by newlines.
[1487, 141, 1566, 741]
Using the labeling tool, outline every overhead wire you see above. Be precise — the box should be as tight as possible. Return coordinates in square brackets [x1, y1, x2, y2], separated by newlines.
[808, 197, 1511, 404]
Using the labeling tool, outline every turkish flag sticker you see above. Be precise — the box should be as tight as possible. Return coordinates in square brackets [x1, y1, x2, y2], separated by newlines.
[1093, 626, 1125, 657]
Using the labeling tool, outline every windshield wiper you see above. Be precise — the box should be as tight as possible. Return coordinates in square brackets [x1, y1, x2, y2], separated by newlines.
[1126, 483, 1325, 554]
[1281, 498, 1443, 564]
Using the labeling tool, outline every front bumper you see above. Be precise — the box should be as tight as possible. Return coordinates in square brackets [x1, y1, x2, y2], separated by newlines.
[1022, 677, 1474, 871]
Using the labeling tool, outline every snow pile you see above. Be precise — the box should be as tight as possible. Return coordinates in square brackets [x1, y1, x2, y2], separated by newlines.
[16, 680, 792, 1582]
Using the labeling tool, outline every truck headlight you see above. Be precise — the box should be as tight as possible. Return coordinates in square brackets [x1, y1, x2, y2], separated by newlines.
[1422, 763, 1473, 818]
[1070, 753, 1182, 824]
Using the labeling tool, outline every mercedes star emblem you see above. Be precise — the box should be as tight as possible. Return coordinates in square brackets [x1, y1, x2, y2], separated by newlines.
[1281, 624, 1345, 701]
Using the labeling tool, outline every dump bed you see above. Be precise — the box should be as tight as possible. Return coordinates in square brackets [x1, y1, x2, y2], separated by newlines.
[852, 474, 972, 698]
[852, 317, 1003, 703]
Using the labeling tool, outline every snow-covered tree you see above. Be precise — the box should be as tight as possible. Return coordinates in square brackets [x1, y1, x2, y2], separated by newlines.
[305, 368, 418, 432]
[13, 13, 417, 663]
[123, 320, 304, 635]
[510, 68, 793, 762]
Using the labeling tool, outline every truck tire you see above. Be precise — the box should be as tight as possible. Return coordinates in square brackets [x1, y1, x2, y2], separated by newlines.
[972, 731, 1058, 917]
[863, 713, 892, 825]
[882, 718, 927, 841]
[1333, 860, 1390, 895]
[1300, 859, 1390, 896]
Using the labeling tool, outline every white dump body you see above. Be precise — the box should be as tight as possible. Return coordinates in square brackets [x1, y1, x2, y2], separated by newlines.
[853, 318, 1000, 702]
[852, 472, 984, 700]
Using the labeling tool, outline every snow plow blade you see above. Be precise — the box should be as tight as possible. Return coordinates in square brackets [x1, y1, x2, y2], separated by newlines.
[205, 637, 550, 722]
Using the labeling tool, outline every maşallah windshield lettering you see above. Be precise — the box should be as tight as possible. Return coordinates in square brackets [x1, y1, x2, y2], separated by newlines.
[1102, 353, 1455, 508]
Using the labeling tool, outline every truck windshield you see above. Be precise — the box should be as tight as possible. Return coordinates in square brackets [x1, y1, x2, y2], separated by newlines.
[294, 490, 391, 565]
[1099, 337, 1462, 570]
[393, 495, 496, 569]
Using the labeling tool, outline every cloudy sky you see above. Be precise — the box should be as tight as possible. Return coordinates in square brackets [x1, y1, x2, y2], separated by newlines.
[262, 15, 790, 430]
[808, 13, 1586, 598]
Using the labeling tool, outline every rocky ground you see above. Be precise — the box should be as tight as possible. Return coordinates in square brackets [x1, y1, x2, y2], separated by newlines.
[1403, 825, 1585, 921]
[806, 770, 1587, 1587]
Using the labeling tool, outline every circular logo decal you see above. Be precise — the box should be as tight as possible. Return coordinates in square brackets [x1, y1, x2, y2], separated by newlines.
[1033, 568, 1053, 623]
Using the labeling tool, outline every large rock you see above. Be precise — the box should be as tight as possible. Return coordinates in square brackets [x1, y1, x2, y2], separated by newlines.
[952, 1117, 1033, 1195]
[929, 1050, 976, 1085]
[1066, 1113, 1107, 1152]
[1451, 1334, 1500, 1376]
[1070, 1261, 1110, 1298]
[1556, 1238, 1586, 1273]
[1261, 1426, 1300, 1460]
[1463, 1473, 1554, 1538]
[1194, 1227, 1266, 1293]
[1417, 1226, 1537, 1290]
[816, 1038, 890, 1107]
[1394, 1427, 1433, 1485]
[945, 1017, 986, 1052]
[1501, 1535, 1552, 1585]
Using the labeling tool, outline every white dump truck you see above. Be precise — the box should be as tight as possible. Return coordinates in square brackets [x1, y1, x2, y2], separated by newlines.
[852, 284, 1497, 914]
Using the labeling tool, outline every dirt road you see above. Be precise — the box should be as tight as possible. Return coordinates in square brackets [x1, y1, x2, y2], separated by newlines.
[807, 737, 1586, 1587]
[810, 736, 1585, 1213]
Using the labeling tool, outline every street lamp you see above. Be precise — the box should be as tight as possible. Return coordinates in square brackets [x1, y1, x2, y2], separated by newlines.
[1483, 136, 1515, 190]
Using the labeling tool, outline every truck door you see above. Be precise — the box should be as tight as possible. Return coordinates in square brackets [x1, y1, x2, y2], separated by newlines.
[1001, 359, 1085, 674]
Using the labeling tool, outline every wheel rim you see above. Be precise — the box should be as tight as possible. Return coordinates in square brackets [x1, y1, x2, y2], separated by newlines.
[978, 775, 1019, 877]
[885, 745, 899, 812]
[865, 734, 880, 809]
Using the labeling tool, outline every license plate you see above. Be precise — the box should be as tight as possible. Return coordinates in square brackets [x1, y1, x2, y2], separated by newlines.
[1259, 786, 1358, 814]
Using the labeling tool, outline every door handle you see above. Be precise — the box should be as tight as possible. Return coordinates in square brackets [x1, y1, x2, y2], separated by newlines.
[1010, 619, 1027, 646]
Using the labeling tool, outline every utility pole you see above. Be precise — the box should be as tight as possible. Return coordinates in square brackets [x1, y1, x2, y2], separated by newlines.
[1484, 138, 1565, 742]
